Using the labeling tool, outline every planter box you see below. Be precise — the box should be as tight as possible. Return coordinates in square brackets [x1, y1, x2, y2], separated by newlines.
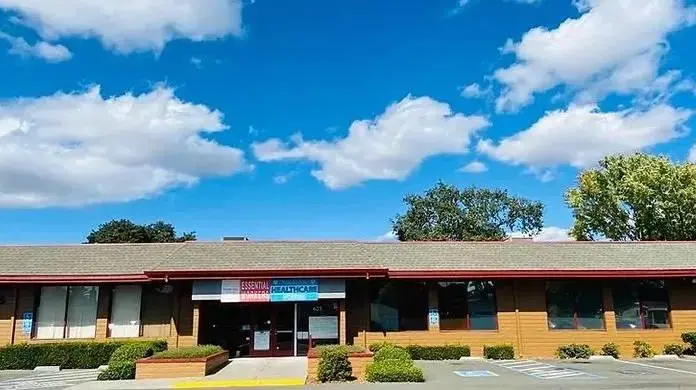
[135, 350, 229, 379]
[307, 351, 374, 382]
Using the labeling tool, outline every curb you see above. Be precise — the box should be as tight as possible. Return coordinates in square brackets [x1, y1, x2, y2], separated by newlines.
[646, 355, 681, 361]
[173, 378, 306, 388]
[681, 355, 696, 361]
[34, 366, 60, 372]
[459, 357, 485, 361]
[589, 355, 616, 361]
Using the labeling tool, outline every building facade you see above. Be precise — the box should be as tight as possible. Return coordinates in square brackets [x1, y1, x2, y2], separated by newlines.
[1, 241, 695, 358]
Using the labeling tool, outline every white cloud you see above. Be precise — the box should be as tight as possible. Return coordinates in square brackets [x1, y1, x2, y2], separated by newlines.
[0, 85, 247, 207]
[478, 104, 692, 174]
[0, 32, 72, 62]
[0, 0, 243, 53]
[190, 56, 203, 69]
[252, 95, 490, 189]
[273, 171, 296, 184]
[376, 231, 397, 242]
[509, 226, 573, 241]
[493, 0, 696, 112]
[459, 160, 488, 173]
[460, 83, 491, 99]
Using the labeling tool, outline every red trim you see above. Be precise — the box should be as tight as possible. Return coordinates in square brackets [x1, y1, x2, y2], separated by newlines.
[145, 268, 389, 280]
[0, 274, 150, 284]
[388, 269, 696, 279]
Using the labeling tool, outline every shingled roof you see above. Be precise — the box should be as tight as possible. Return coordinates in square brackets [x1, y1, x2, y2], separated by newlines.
[0, 240, 695, 282]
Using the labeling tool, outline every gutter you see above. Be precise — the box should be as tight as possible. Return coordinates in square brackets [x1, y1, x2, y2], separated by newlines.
[145, 268, 389, 280]
[387, 269, 696, 279]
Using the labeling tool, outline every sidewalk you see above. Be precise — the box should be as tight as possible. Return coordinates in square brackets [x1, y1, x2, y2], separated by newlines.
[67, 357, 308, 389]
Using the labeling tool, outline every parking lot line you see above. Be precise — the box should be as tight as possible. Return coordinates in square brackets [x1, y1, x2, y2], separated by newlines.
[618, 360, 696, 376]
[489, 359, 603, 380]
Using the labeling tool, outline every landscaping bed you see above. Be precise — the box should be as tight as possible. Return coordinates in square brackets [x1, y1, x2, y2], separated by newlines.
[307, 345, 373, 382]
[135, 345, 228, 379]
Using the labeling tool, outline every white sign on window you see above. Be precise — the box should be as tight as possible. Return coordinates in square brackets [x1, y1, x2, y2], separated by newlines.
[254, 330, 270, 350]
[308, 316, 338, 339]
[220, 280, 241, 303]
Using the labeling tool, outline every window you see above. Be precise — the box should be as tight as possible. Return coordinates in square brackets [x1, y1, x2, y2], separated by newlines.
[613, 280, 670, 329]
[546, 282, 603, 330]
[370, 281, 428, 331]
[109, 285, 142, 338]
[35, 285, 99, 339]
[438, 281, 497, 330]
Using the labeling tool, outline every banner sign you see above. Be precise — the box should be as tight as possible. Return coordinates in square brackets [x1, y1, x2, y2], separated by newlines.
[220, 280, 241, 303]
[241, 280, 271, 302]
[22, 312, 33, 335]
[270, 279, 318, 302]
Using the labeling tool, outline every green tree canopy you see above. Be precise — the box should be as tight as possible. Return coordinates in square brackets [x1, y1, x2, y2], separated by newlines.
[566, 153, 696, 241]
[392, 182, 544, 241]
[86, 219, 196, 243]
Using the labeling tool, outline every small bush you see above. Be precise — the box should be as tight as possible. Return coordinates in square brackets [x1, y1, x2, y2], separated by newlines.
[373, 345, 411, 362]
[556, 344, 593, 360]
[317, 348, 352, 382]
[108, 343, 154, 365]
[365, 359, 425, 383]
[313, 344, 365, 355]
[406, 345, 470, 360]
[663, 343, 684, 356]
[151, 345, 223, 360]
[369, 342, 391, 353]
[633, 341, 656, 358]
[484, 344, 514, 360]
[601, 343, 620, 359]
[682, 332, 696, 349]
[96, 362, 136, 381]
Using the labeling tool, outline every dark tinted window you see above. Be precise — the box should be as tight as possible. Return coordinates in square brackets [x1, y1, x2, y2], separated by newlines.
[614, 280, 670, 329]
[547, 281, 604, 330]
[369, 281, 428, 331]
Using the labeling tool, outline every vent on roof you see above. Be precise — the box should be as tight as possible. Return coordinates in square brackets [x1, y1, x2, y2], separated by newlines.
[223, 236, 249, 241]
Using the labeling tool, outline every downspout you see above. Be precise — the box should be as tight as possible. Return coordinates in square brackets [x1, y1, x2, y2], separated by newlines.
[512, 280, 522, 358]
[9, 287, 18, 344]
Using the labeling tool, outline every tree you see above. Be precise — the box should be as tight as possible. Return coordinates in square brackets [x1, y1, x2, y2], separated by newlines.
[566, 153, 696, 241]
[392, 182, 544, 241]
[86, 219, 196, 243]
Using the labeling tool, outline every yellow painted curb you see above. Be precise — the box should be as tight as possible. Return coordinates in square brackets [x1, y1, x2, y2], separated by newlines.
[172, 377, 306, 388]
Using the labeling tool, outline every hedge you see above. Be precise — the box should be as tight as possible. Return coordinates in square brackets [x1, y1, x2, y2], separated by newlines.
[556, 344, 593, 359]
[365, 359, 425, 383]
[601, 343, 620, 359]
[317, 348, 353, 382]
[682, 332, 696, 348]
[663, 343, 684, 356]
[368, 343, 471, 360]
[150, 345, 222, 360]
[312, 344, 366, 355]
[633, 340, 656, 358]
[483, 344, 514, 360]
[0, 341, 166, 370]
[96, 341, 168, 381]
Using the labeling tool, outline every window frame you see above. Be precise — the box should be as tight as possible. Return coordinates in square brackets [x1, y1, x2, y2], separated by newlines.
[33, 285, 100, 340]
[545, 281, 606, 331]
[613, 280, 672, 330]
[108, 284, 144, 338]
[437, 281, 499, 331]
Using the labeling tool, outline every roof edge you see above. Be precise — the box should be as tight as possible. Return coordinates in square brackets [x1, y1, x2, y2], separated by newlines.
[388, 269, 696, 279]
[0, 274, 151, 284]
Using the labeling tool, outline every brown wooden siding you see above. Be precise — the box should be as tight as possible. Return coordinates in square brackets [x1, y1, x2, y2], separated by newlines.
[350, 279, 696, 358]
[0, 287, 16, 345]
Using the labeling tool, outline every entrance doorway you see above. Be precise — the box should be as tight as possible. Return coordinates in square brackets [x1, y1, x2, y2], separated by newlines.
[250, 303, 295, 357]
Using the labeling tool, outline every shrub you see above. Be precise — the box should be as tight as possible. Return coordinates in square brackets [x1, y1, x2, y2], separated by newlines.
[96, 361, 136, 381]
[312, 344, 365, 355]
[365, 359, 425, 383]
[368, 342, 391, 353]
[682, 332, 696, 349]
[633, 341, 656, 358]
[663, 343, 684, 356]
[601, 343, 620, 359]
[150, 345, 223, 360]
[556, 344, 593, 360]
[0, 342, 121, 370]
[317, 348, 352, 382]
[406, 345, 470, 360]
[484, 344, 514, 360]
[373, 345, 411, 362]
[98, 340, 169, 381]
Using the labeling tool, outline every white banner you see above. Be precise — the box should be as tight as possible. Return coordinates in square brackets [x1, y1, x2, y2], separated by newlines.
[220, 279, 241, 303]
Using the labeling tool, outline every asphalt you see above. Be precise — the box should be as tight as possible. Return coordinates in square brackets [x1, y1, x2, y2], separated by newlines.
[3, 359, 696, 389]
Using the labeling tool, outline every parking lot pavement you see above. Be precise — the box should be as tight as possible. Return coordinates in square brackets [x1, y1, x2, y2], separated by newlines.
[413, 358, 696, 389]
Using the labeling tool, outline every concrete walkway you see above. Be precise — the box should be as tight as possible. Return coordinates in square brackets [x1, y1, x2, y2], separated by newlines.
[66, 357, 308, 389]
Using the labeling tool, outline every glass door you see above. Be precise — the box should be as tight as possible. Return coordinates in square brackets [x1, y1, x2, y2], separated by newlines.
[273, 304, 295, 356]
[250, 306, 273, 356]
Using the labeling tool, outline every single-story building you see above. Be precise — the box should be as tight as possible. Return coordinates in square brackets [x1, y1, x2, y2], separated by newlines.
[1, 240, 695, 358]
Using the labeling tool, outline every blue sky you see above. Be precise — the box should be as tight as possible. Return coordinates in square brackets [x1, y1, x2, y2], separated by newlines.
[0, 0, 694, 243]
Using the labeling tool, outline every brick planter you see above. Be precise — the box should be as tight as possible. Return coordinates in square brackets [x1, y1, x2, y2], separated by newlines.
[135, 350, 229, 379]
[307, 350, 374, 382]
